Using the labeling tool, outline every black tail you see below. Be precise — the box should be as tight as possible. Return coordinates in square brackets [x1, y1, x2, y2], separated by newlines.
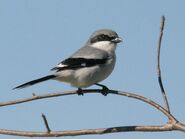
[13, 75, 56, 89]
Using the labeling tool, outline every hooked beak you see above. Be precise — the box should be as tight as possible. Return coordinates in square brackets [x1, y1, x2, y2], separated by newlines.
[111, 37, 122, 43]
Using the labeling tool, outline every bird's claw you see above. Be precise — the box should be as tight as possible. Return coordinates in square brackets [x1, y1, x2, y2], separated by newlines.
[95, 83, 109, 96]
[101, 86, 109, 96]
[77, 88, 84, 96]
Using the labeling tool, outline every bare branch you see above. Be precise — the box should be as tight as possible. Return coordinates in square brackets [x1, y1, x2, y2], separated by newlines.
[0, 122, 184, 137]
[1, 90, 184, 137]
[0, 90, 78, 107]
[0, 89, 178, 122]
[41, 113, 51, 133]
[156, 16, 170, 113]
[0, 89, 184, 137]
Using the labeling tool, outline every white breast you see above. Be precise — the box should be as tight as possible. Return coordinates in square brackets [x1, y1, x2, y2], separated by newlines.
[90, 41, 117, 53]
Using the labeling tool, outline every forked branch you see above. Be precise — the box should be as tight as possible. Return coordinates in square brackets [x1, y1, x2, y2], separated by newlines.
[0, 90, 184, 137]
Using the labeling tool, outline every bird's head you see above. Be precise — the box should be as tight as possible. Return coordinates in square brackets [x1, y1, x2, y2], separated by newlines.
[88, 29, 122, 52]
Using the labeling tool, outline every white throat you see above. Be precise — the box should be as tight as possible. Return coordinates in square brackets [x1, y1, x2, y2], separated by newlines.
[90, 41, 116, 53]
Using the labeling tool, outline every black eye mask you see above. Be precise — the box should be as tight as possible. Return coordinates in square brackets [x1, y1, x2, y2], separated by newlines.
[90, 34, 116, 43]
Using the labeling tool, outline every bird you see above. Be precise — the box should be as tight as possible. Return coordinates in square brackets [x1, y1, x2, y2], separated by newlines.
[13, 29, 122, 96]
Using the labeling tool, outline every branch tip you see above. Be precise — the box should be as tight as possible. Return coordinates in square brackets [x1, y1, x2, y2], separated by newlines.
[160, 16, 165, 31]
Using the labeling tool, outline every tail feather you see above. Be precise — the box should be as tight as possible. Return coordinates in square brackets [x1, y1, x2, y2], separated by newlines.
[13, 75, 56, 89]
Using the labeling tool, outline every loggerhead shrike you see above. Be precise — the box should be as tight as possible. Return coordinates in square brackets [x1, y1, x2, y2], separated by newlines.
[14, 29, 122, 95]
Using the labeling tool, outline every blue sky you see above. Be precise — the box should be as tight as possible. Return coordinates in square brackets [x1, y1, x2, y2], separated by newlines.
[0, 0, 185, 139]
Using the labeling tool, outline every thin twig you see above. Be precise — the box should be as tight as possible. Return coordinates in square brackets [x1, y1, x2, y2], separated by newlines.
[41, 113, 51, 132]
[157, 16, 170, 113]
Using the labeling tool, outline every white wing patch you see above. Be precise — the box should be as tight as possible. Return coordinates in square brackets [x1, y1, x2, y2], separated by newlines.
[56, 63, 66, 68]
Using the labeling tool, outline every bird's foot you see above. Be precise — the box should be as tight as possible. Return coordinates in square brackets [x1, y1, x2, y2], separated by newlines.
[95, 83, 109, 96]
[77, 88, 84, 96]
[101, 86, 109, 96]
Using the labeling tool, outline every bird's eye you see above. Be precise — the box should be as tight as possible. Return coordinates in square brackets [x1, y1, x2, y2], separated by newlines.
[101, 35, 106, 39]
[99, 34, 111, 41]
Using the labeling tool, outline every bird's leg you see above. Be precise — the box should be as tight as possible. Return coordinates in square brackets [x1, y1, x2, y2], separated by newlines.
[95, 83, 109, 96]
[77, 88, 84, 96]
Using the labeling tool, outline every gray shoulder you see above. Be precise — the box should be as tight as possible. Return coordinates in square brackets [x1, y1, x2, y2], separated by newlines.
[71, 46, 108, 59]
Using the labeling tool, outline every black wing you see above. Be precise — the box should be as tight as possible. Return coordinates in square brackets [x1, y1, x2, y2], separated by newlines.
[51, 57, 108, 72]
